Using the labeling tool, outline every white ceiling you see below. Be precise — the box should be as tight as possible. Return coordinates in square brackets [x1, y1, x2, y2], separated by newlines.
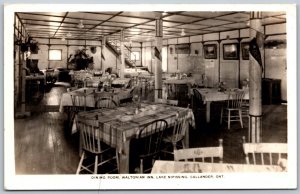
[16, 11, 286, 42]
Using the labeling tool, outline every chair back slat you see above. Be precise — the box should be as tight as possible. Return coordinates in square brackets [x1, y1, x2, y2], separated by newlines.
[193, 89, 202, 101]
[242, 136, 288, 165]
[136, 119, 168, 159]
[171, 112, 188, 143]
[77, 116, 104, 154]
[227, 90, 245, 109]
[70, 89, 89, 111]
[94, 92, 118, 109]
[174, 139, 223, 163]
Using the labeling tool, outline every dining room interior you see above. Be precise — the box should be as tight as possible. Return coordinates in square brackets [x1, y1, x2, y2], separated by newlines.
[12, 10, 289, 175]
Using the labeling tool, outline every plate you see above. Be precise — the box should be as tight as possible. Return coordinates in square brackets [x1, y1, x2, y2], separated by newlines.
[125, 111, 134, 115]
[119, 115, 133, 122]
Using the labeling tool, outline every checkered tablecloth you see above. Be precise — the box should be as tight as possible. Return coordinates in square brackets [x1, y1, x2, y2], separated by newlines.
[76, 103, 195, 153]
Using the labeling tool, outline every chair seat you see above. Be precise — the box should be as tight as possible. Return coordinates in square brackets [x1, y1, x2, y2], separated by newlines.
[163, 134, 185, 144]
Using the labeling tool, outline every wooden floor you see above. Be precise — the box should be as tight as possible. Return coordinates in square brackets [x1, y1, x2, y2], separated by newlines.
[14, 84, 287, 174]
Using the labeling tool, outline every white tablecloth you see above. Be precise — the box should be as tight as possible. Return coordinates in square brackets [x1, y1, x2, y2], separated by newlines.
[59, 87, 132, 112]
[151, 160, 284, 174]
[196, 88, 249, 104]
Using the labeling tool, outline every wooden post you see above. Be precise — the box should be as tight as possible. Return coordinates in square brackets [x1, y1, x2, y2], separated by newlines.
[154, 18, 163, 101]
[101, 36, 106, 72]
[15, 51, 30, 118]
[248, 12, 263, 143]
[119, 29, 125, 78]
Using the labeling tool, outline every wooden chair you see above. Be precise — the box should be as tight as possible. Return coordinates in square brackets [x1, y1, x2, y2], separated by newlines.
[192, 88, 204, 111]
[156, 98, 178, 106]
[70, 89, 88, 112]
[241, 99, 250, 118]
[135, 119, 168, 173]
[94, 92, 118, 109]
[161, 110, 189, 156]
[174, 139, 223, 163]
[220, 90, 245, 129]
[241, 88, 249, 118]
[119, 86, 136, 105]
[76, 115, 119, 174]
[66, 89, 90, 134]
[242, 136, 288, 165]
[74, 80, 84, 88]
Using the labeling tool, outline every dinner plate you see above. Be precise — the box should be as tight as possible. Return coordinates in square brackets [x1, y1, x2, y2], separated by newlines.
[119, 115, 133, 122]
[125, 111, 134, 115]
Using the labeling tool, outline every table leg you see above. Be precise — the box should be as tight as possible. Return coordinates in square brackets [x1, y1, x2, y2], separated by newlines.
[206, 101, 211, 123]
[119, 140, 130, 174]
[184, 125, 190, 148]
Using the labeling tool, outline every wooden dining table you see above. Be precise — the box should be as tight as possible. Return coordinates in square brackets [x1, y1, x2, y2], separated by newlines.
[195, 88, 249, 123]
[59, 87, 133, 112]
[76, 102, 195, 174]
[151, 160, 285, 174]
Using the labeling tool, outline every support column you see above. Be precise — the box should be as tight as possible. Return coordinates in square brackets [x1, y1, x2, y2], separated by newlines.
[248, 12, 263, 143]
[15, 50, 30, 118]
[154, 18, 163, 101]
[101, 36, 106, 72]
[119, 30, 125, 78]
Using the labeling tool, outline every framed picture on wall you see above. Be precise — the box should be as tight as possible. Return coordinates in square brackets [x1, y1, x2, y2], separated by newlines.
[223, 43, 239, 60]
[203, 44, 217, 59]
[241, 42, 250, 60]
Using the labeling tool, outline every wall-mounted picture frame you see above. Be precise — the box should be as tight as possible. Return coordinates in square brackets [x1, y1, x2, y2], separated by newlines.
[223, 43, 239, 60]
[241, 42, 250, 60]
[203, 44, 217, 59]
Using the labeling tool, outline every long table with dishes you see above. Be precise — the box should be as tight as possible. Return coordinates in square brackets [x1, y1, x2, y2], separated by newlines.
[151, 160, 285, 173]
[75, 102, 195, 173]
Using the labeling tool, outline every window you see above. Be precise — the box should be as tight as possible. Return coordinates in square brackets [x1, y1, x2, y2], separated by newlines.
[49, 49, 62, 61]
[130, 51, 140, 61]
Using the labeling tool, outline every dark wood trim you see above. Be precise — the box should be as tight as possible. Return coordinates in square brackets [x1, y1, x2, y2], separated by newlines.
[53, 12, 69, 38]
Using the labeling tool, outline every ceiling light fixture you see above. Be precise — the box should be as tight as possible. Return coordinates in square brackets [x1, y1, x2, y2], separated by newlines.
[66, 32, 72, 37]
[77, 20, 84, 29]
[181, 29, 186, 36]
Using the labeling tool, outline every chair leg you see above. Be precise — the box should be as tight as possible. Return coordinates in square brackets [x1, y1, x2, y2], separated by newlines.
[228, 110, 231, 130]
[239, 110, 243, 128]
[220, 108, 223, 124]
[76, 151, 85, 174]
[181, 140, 186, 149]
[94, 155, 98, 174]
[115, 150, 119, 173]
[140, 158, 144, 174]
[172, 142, 177, 151]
